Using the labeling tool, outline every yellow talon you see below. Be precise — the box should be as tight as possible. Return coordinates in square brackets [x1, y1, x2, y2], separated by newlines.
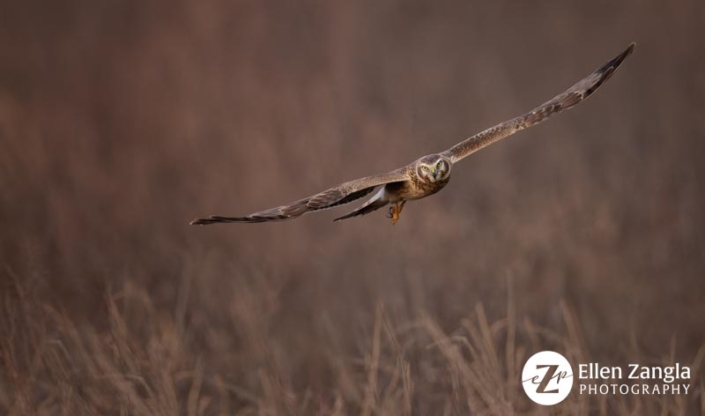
[388, 201, 406, 225]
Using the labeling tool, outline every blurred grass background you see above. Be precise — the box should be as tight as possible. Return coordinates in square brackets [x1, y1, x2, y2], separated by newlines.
[1, 0, 704, 414]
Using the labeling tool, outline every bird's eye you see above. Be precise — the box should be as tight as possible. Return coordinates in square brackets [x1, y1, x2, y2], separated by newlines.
[422, 166, 429, 171]
[437, 161, 443, 169]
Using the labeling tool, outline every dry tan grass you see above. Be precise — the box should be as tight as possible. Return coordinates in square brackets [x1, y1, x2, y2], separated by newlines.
[2, 274, 703, 415]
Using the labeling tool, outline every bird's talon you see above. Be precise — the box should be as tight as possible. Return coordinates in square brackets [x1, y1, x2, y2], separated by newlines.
[386, 206, 395, 218]
[388, 204, 400, 225]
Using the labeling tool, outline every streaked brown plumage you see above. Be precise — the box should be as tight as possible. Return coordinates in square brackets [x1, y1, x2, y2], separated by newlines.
[191, 43, 635, 226]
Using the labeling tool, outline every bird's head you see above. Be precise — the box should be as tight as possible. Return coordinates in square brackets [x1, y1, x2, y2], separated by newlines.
[416, 155, 452, 183]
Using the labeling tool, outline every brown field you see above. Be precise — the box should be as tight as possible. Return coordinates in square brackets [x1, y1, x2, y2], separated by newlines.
[1, 1, 704, 414]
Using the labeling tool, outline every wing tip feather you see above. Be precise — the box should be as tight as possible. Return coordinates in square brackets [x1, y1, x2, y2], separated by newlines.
[190, 217, 210, 225]
[189, 215, 256, 225]
[189, 216, 224, 225]
[599, 42, 636, 76]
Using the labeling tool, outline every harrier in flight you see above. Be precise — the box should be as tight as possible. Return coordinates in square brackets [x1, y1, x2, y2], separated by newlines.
[192, 43, 634, 226]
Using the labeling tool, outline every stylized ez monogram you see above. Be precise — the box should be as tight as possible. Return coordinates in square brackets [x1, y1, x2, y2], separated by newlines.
[522, 351, 574, 405]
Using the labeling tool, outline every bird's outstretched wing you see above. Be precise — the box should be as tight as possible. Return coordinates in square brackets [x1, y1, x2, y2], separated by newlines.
[441, 43, 635, 163]
[190, 169, 409, 224]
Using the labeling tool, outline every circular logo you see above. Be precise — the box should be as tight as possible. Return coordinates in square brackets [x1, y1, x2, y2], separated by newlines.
[521, 351, 573, 406]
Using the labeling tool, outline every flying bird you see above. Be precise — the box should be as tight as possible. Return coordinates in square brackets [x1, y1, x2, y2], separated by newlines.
[191, 43, 635, 226]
